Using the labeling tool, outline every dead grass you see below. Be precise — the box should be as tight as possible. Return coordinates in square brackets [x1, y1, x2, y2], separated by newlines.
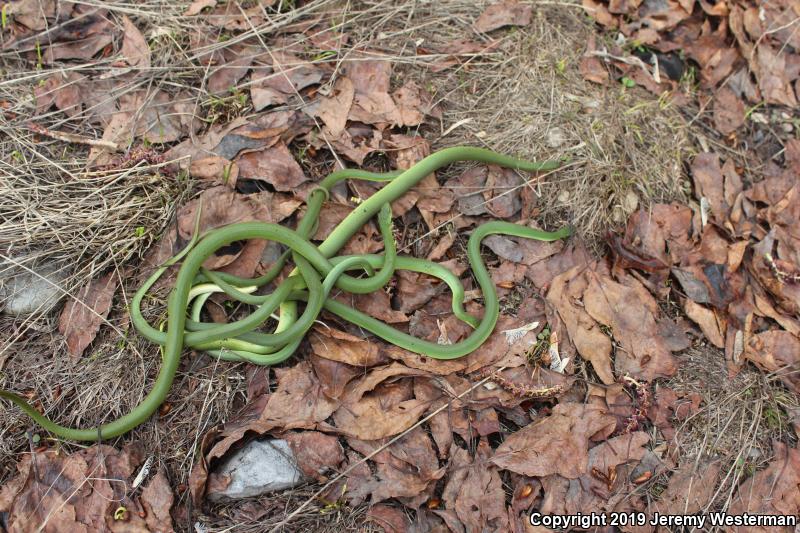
[629, 344, 799, 524]
[418, 7, 691, 243]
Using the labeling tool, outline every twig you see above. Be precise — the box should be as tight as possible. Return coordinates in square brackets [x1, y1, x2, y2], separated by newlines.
[27, 123, 120, 152]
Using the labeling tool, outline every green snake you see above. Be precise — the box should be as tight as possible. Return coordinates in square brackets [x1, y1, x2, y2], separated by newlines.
[0, 147, 571, 441]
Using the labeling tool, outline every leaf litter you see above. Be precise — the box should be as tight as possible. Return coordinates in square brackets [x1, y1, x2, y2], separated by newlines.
[1, 0, 799, 531]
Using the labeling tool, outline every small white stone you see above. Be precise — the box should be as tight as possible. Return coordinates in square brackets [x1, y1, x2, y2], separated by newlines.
[623, 190, 639, 213]
[0, 260, 69, 316]
[546, 127, 566, 148]
[207, 439, 304, 501]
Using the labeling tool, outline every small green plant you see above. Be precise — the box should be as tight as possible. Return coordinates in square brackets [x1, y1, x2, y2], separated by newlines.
[745, 101, 765, 120]
[319, 483, 347, 514]
[2, 4, 9, 29]
[134, 226, 146, 238]
[312, 50, 336, 62]
[763, 406, 783, 430]
[621, 76, 636, 89]
[555, 58, 567, 74]
[35, 41, 43, 69]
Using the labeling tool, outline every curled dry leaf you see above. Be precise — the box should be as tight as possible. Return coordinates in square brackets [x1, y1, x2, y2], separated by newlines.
[583, 271, 679, 381]
[121, 16, 151, 69]
[366, 504, 412, 533]
[189, 156, 239, 187]
[473, 0, 533, 33]
[580, 35, 610, 85]
[684, 299, 725, 348]
[332, 363, 431, 440]
[546, 265, 615, 384]
[744, 330, 800, 393]
[309, 327, 388, 367]
[282, 431, 345, 481]
[34, 72, 85, 118]
[565, 432, 649, 514]
[308, 76, 354, 137]
[491, 402, 617, 478]
[452, 439, 510, 532]
[251, 51, 324, 110]
[347, 427, 445, 503]
[713, 87, 746, 135]
[58, 271, 117, 357]
[236, 141, 308, 191]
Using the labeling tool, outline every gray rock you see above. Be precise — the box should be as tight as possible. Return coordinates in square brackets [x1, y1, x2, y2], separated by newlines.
[0, 260, 69, 316]
[207, 439, 304, 501]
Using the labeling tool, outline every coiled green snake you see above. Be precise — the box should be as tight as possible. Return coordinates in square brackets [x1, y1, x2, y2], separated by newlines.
[0, 147, 571, 441]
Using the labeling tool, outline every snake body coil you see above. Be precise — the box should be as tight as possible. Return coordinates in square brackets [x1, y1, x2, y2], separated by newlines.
[0, 147, 571, 441]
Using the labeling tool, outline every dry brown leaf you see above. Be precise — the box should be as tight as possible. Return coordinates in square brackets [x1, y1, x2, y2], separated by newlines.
[282, 431, 345, 481]
[332, 364, 431, 440]
[184, 0, 216, 15]
[728, 442, 800, 532]
[235, 141, 307, 191]
[41, 11, 114, 63]
[684, 299, 725, 348]
[309, 353, 363, 400]
[309, 76, 354, 137]
[473, 0, 532, 32]
[189, 156, 239, 187]
[58, 271, 117, 357]
[207, 48, 253, 95]
[308, 327, 388, 367]
[565, 432, 649, 514]
[546, 265, 615, 384]
[648, 460, 720, 517]
[255, 361, 340, 432]
[691, 153, 736, 224]
[753, 45, 798, 107]
[140, 469, 175, 532]
[347, 427, 445, 504]
[121, 16, 151, 69]
[366, 504, 411, 533]
[580, 35, 610, 85]
[7, 0, 56, 30]
[250, 51, 324, 110]
[491, 403, 617, 478]
[34, 72, 85, 118]
[583, 271, 678, 381]
[713, 87, 746, 134]
[623, 204, 695, 266]
[744, 330, 800, 393]
[452, 439, 509, 532]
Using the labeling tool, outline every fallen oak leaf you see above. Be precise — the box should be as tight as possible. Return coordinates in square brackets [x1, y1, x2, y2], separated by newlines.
[583, 270, 678, 381]
[58, 271, 117, 357]
[332, 364, 431, 440]
[490, 402, 617, 478]
[473, 0, 533, 33]
[120, 15, 150, 69]
[546, 265, 615, 384]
